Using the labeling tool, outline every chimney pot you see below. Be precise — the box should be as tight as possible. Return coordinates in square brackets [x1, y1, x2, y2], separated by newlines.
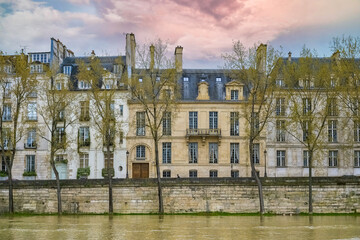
[288, 51, 292, 62]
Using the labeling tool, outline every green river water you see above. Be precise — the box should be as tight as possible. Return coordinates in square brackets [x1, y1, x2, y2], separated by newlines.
[0, 215, 359, 239]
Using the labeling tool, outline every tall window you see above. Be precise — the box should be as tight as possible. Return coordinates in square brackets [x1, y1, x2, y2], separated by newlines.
[79, 154, 89, 168]
[4, 82, 11, 98]
[275, 98, 285, 116]
[136, 112, 145, 136]
[2, 128, 10, 149]
[230, 112, 239, 136]
[303, 150, 309, 167]
[104, 153, 114, 168]
[251, 112, 259, 134]
[230, 90, 239, 100]
[162, 112, 171, 136]
[328, 120, 337, 142]
[189, 170, 197, 178]
[56, 127, 65, 146]
[162, 170, 171, 178]
[25, 155, 35, 172]
[79, 127, 90, 147]
[354, 151, 360, 167]
[80, 101, 90, 121]
[276, 150, 286, 167]
[58, 103, 65, 121]
[209, 112, 218, 129]
[109, 101, 115, 119]
[136, 145, 146, 159]
[252, 143, 260, 164]
[302, 120, 309, 142]
[209, 143, 218, 163]
[276, 120, 286, 142]
[1, 156, 9, 172]
[2, 104, 11, 121]
[354, 121, 360, 142]
[25, 128, 36, 148]
[327, 98, 337, 116]
[27, 103, 37, 120]
[231, 170, 239, 178]
[328, 150, 338, 167]
[189, 112, 198, 129]
[303, 98, 311, 115]
[162, 143, 171, 164]
[209, 170, 218, 177]
[230, 143, 239, 164]
[63, 66, 72, 76]
[120, 105, 124, 116]
[189, 143, 198, 163]
[119, 131, 124, 144]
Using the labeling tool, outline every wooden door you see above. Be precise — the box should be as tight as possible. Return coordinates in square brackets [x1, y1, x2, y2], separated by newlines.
[132, 163, 149, 178]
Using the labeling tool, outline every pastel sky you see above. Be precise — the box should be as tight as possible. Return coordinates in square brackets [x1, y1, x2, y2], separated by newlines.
[1, 0, 360, 68]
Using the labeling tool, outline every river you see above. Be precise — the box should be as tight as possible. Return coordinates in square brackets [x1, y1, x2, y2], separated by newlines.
[0, 215, 359, 239]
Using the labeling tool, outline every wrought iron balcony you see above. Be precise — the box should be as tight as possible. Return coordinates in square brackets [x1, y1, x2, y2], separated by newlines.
[186, 128, 221, 145]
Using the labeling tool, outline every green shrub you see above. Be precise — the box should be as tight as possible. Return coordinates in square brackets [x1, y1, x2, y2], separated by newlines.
[23, 171, 37, 177]
[102, 168, 114, 178]
[77, 167, 90, 179]
[0, 171, 8, 177]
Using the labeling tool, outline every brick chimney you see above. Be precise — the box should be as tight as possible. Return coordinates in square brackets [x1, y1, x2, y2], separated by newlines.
[150, 44, 155, 71]
[175, 46, 183, 73]
[256, 44, 267, 74]
[126, 33, 136, 78]
[288, 51, 292, 62]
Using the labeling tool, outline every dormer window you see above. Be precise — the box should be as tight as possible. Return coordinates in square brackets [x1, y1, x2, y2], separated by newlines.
[63, 66, 72, 76]
[113, 64, 121, 74]
[276, 79, 284, 87]
[183, 77, 189, 82]
[30, 64, 43, 73]
[4, 65, 12, 74]
[139, 78, 143, 83]
[78, 81, 90, 90]
[216, 77, 222, 82]
[56, 82, 62, 90]
[231, 90, 239, 100]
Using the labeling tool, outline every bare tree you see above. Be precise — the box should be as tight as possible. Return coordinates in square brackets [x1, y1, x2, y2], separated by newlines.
[0, 52, 37, 213]
[223, 41, 282, 214]
[76, 55, 126, 214]
[129, 39, 179, 214]
[38, 65, 77, 214]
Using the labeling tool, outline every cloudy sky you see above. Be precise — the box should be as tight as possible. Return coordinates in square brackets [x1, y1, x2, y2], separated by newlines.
[1, 0, 360, 68]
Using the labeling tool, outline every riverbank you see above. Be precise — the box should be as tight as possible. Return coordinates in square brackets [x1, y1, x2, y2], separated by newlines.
[0, 177, 359, 214]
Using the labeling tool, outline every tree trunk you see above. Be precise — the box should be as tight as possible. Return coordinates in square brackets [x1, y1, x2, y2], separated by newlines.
[249, 140, 265, 214]
[154, 139, 164, 214]
[107, 146, 113, 214]
[51, 161, 62, 215]
[308, 151, 313, 214]
[8, 169, 13, 214]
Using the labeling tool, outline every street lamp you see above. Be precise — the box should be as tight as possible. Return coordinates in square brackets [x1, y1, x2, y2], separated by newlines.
[264, 149, 267, 177]
[126, 150, 129, 179]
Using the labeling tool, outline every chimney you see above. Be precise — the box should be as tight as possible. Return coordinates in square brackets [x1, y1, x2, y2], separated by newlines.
[256, 44, 267, 74]
[90, 50, 95, 59]
[126, 33, 136, 78]
[288, 52, 292, 62]
[331, 50, 340, 61]
[175, 46, 183, 73]
[150, 45, 155, 71]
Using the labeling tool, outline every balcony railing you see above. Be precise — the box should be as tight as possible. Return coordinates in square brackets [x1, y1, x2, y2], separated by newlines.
[186, 128, 221, 145]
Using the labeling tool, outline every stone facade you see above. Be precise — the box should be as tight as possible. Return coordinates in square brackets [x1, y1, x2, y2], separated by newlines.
[0, 177, 359, 214]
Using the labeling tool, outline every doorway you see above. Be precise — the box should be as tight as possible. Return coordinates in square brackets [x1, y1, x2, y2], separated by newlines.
[132, 163, 149, 178]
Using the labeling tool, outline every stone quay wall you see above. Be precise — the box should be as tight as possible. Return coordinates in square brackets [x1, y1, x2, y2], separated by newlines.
[0, 177, 359, 214]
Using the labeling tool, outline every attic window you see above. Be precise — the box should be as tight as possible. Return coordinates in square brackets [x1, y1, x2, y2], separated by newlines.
[183, 77, 189, 82]
[139, 78, 143, 83]
[63, 66, 72, 76]
[79, 81, 90, 89]
[216, 77, 222, 82]
[113, 64, 120, 74]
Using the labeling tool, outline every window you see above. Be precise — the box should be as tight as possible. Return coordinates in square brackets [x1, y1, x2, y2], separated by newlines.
[328, 120, 337, 142]
[216, 77, 222, 82]
[189, 143, 198, 163]
[354, 121, 360, 142]
[30, 64, 43, 73]
[27, 103, 37, 120]
[136, 112, 145, 136]
[251, 112, 259, 135]
[354, 151, 360, 167]
[276, 120, 286, 142]
[276, 98, 285, 116]
[25, 155, 35, 172]
[1, 128, 10, 150]
[119, 131, 124, 144]
[55, 154, 65, 162]
[56, 82, 62, 90]
[120, 105, 124, 116]
[136, 145, 146, 159]
[209, 170, 218, 178]
[4, 82, 11, 98]
[328, 150, 338, 167]
[109, 102, 115, 119]
[104, 153, 114, 168]
[303, 79, 311, 88]
[230, 90, 239, 100]
[189, 170, 197, 178]
[231, 170, 239, 178]
[63, 66, 72, 76]
[1, 156, 9, 172]
[302, 120, 309, 142]
[276, 79, 284, 87]
[4, 65, 12, 74]
[78, 81, 90, 89]
[252, 144, 260, 164]
[209, 112, 218, 129]
[113, 64, 121, 74]
[209, 143, 218, 163]
[303, 98, 311, 115]
[138, 78, 143, 83]
[80, 101, 90, 121]
[162, 143, 171, 164]
[352, 99, 360, 116]
[162, 112, 171, 136]
[276, 150, 286, 167]
[28, 91, 37, 98]
[230, 143, 239, 164]
[78, 127, 90, 147]
[2, 104, 11, 121]
[230, 112, 239, 136]
[57, 103, 65, 121]
[189, 112, 198, 129]
[79, 154, 89, 168]
[327, 98, 337, 116]
[25, 128, 36, 148]
[56, 127, 65, 146]
[183, 77, 189, 82]
[162, 170, 171, 178]
[303, 150, 309, 167]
